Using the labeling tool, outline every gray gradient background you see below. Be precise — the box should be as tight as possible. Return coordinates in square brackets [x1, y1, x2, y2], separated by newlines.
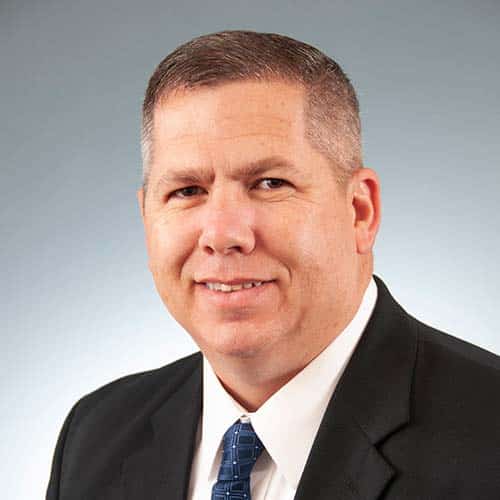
[1, 0, 499, 497]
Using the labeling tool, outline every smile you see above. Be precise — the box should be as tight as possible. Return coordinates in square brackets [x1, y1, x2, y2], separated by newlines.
[196, 280, 276, 307]
[204, 281, 266, 292]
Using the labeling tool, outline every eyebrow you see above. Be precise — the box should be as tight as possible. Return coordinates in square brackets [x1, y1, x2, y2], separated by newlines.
[155, 156, 303, 189]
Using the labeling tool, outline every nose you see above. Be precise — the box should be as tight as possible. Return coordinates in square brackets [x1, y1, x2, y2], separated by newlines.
[198, 190, 256, 256]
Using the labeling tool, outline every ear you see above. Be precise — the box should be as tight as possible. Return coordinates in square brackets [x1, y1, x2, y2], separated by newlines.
[137, 188, 145, 220]
[350, 168, 381, 255]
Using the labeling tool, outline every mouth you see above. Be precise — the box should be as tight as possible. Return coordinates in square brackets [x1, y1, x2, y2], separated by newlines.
[195, 280, 276, 307]
[198, 280, 275, 292]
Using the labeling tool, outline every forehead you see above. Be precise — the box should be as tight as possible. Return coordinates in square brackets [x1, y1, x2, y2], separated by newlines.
[151, 81, 308, 164]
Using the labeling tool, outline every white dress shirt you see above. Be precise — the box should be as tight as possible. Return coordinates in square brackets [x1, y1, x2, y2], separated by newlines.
[188, 277, 377, 500]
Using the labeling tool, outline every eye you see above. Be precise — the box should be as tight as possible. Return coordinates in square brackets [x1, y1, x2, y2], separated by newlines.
[167, 178, 289, 201]
[255, 178, 289, 190]
[169, 186, 204, 199]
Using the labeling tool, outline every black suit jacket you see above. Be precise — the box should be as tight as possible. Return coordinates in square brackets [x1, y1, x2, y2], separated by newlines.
[46, 275, 500, 499]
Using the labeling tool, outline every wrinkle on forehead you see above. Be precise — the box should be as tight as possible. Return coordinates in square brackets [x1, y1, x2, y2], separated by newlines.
[155, 131, 293, 146]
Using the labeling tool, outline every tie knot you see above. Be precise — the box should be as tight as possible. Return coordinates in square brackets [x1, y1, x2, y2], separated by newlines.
[218, 420, 264, 481]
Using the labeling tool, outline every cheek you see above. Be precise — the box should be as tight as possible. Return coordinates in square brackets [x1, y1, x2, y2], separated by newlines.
[146, 216, 194, 276]
[266, 203, 342, 259]
[276, 206, 353, 282]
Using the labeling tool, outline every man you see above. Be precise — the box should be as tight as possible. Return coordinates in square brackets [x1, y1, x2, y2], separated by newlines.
[46, 31, 500, 500]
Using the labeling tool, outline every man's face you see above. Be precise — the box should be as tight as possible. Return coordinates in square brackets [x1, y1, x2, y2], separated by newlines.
[138, 81, 366, 365]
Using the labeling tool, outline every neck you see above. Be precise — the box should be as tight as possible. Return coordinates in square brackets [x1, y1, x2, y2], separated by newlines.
[216, 366, 304, 412]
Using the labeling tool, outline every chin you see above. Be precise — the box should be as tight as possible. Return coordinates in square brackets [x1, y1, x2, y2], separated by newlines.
[214, 335, 269, 359]
[197, 325, 275, 360]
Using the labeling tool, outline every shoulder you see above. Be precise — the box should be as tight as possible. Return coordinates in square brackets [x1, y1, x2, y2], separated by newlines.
[47, 351, 203, 496]
[378, 308, 500, 491]
[371, 305, 500, 495]
[412, 316, 500, 390]
[408, 315, 500, 439]
[374, 274, 499, 404]
[69, 351, 202, 434]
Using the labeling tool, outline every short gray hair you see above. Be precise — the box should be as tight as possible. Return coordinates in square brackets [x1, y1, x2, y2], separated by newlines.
[141, 30, 363, 199]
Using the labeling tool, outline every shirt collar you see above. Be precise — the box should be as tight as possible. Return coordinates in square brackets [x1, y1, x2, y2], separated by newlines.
[200, 276, 378, 489]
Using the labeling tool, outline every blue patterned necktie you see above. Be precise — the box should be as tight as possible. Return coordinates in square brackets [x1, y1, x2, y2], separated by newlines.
[211, 420, 264, 500]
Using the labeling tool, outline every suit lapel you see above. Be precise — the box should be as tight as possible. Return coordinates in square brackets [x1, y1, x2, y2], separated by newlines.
[294, 275, 418, 500]
[121, 356, 203, 500]
[294, 407, 394, 500]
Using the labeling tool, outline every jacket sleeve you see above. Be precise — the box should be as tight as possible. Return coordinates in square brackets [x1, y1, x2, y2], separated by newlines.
[45, 401, 80, 500]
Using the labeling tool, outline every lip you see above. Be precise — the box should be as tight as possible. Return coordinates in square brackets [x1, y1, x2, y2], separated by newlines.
[195, 280, 276, 308]
[196, 278, 273, 285]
